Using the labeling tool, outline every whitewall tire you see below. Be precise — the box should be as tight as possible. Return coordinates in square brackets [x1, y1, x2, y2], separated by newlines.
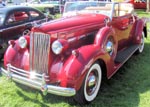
[74, 62, 102, 104]
[136, 31, 145, 54]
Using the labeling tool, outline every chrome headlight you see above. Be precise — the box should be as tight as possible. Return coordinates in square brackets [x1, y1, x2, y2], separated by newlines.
[18, 37, 27, 48]
[52, 40, 63, 55]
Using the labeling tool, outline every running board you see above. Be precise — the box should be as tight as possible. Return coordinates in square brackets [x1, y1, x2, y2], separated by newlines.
[115, 45, 139, 63]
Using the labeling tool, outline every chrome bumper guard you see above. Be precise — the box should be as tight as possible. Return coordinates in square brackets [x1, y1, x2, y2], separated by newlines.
[1, 64, 76, 97]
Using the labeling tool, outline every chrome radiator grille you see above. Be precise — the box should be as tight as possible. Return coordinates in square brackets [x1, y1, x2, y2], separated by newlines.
[30, 32, 50, 74]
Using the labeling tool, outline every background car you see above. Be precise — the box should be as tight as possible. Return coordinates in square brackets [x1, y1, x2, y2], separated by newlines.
[0, 6, 49, 57]
[21, 0, 65, 14]
[130, 0, 147, 9]
[112, 0, 148, 9]
[1, 1, 147, 104]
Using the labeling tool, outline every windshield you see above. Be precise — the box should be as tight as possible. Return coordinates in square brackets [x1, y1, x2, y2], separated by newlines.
[63, 1, 114, 17]
[41, 0, 59, 4]
[0, 14, 4, 26]
[29, 0, 59, 4]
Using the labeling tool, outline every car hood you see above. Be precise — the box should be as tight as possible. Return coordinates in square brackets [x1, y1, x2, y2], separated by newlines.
[35, 14, 109, 33]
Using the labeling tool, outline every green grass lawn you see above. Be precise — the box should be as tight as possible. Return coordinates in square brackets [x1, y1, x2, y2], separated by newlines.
[0, 10, 150, 107]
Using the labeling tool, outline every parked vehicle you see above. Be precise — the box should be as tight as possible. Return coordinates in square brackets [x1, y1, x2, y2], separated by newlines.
[21, 0, 64, 14]
[130, 0, 147, 9]
[112, 0, 148, 9]
[0, 6, 50, 57]
[1, 1, 147, 104]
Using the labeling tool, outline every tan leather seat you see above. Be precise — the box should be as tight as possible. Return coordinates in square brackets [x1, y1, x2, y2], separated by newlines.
[116, 3, 134, 16]
[79, 3, 134, 17]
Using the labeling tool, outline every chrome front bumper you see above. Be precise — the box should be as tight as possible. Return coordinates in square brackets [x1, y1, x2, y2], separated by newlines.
[1, 64, 76, 97]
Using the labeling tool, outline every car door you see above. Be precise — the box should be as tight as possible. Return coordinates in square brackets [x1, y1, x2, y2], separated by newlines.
[112, 3, 134, 51]
[2, 10, 30, 41]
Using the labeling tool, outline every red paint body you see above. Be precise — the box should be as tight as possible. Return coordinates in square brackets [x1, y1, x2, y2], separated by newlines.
[4, 10, 146, 91]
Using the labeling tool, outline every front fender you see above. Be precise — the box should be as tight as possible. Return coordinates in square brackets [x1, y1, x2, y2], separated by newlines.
[4, 41, 29, 71]
[51, 27, 117, 90]
[50, 45, 100, 90]
[94, 26, 115, 46]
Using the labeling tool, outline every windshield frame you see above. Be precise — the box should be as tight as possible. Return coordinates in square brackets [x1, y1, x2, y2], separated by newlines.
[63, 1, 116, 20]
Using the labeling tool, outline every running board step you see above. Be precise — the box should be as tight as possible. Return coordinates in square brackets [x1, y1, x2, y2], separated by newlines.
[115, 45, 139, 63]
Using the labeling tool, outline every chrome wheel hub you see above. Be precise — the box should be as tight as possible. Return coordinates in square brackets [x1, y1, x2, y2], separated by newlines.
[139, 32, 144, 52]
[86, 71, 98, 96]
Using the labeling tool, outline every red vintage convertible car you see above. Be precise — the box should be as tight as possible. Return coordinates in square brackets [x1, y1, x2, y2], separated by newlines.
[1, 1, 147, 104]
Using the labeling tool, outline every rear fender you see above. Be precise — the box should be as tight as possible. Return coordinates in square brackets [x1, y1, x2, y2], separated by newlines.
[133, 19, 145, 44]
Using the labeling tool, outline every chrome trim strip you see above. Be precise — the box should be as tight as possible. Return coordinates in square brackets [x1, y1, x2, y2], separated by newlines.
[78, 34, 86, 39]
[110, 2, 115, 21]
[6, 64, 50, 81]
[7, 64, 49, 78]
[0, 22, 31, 32]
[1, 19, 46, 32]
[68, 37, 76, 42]
[1, 66, 76, 97]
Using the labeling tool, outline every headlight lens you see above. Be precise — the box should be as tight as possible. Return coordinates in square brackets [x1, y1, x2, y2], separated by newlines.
[18, 37, 27, 48]
[52, 40, 63, 55]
